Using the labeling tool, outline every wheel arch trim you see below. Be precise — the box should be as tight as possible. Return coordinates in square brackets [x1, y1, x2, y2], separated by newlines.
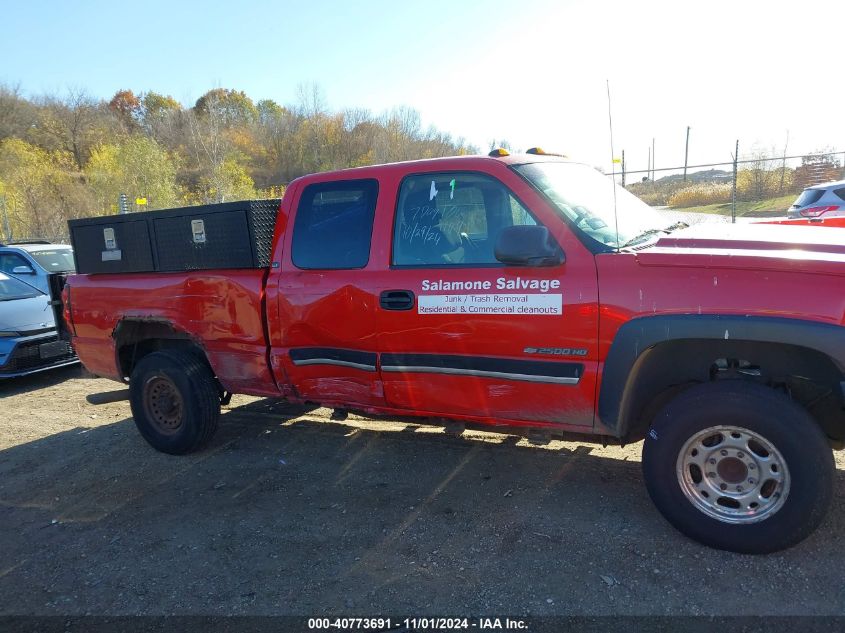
[599, 314, 845, 438]
[112, 317, 211, 379]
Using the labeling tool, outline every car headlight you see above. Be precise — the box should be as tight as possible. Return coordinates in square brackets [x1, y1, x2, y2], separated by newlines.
[0, 331, 20, 337]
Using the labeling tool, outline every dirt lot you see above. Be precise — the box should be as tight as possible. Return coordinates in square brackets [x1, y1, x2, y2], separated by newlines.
[2, 365, 845, 618]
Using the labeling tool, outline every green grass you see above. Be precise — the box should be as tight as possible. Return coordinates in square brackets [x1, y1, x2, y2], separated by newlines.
[673, 194, 795, 217]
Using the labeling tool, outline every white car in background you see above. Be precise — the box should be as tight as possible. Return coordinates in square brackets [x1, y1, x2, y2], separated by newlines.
[0, 241, 76, 294]
[786, 180, 845, 219]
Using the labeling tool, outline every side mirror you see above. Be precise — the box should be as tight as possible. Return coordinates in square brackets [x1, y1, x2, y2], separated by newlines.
[11, 265, 35, 275]
[494, 225, 564, 267]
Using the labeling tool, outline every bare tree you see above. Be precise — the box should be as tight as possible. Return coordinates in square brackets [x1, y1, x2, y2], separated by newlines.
[740, 146, 781, 201]
[294, 82, 327, 119]
[0, 82, 37, 141]
[34, 87, 111, 169]
[187, 92, 228, 201]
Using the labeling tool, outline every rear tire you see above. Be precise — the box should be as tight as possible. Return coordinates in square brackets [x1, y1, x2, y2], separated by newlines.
[129, 350, 220, 455]
[642, 381, 834, 554]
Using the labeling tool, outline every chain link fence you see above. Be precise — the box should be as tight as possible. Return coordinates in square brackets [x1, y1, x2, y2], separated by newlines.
[612, 147, 844, 221]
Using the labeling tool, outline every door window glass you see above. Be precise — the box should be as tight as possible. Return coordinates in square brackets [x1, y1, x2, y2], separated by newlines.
[393, 173, 538, 266]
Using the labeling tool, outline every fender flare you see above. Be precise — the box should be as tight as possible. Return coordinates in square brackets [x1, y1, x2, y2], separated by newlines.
[112, 317, 207, 377]
[598, 314, 845, 438]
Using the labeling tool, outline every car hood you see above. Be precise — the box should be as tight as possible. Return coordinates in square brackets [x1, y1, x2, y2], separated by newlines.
[637, 222, 845, 276]
[0, 295, 55, 332]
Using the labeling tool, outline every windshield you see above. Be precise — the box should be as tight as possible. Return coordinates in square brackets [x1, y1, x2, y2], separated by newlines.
[0, 272, 42, 301]
[28, 248, 76, 273]
[513, 162, 668, 249]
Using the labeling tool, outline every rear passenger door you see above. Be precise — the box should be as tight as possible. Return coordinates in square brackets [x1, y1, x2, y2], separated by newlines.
[273, 178, 385, 407]
[376, 170, 599, 428]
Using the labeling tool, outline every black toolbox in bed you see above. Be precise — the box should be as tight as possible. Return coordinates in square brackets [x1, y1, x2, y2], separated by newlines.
[68, 199, 281, 274]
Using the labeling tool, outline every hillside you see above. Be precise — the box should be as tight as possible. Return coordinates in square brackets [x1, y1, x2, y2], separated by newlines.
[0, 84, 474, 241]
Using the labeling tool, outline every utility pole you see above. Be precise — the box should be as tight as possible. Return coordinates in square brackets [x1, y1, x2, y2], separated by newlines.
[621, 149, 626, 186]
[779, 130, 789, 195]
[683, 126, 691, 182]
[0, 195, 10, 242]
[731, 139, 739, 224]
[647, 147, 651, 181]
[652, 137, 656, 181]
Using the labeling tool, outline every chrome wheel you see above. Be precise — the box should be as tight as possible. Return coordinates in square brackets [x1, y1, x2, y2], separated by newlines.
[676, 425, 790, 524]
[142, 375, 184, 435]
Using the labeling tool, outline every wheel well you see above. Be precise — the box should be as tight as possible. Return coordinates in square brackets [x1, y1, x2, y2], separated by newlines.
[114, 320, 210, 380]
[619, 339, 845, 445]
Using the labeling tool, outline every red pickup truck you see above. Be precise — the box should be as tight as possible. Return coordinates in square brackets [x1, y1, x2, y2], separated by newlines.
[64, 151, 845, 554]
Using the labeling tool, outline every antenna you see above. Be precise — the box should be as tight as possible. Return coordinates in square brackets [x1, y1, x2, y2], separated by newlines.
[606, 80, 620, 251]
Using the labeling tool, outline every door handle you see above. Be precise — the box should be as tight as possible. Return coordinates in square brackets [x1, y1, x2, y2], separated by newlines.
[380, 289, 415, 311]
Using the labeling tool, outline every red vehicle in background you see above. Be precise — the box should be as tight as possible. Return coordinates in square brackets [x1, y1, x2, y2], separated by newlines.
[63, 150, 845, 554]
[763, 217, 845, 228]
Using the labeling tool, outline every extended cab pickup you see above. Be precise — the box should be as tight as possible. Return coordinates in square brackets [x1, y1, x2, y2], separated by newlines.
[64, 152, 845, 554]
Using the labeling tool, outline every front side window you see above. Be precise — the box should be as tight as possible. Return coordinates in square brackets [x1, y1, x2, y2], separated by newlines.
[291, 179, 378, 270]
[0, 272, 41, 301]
[392, 172, 537, 266]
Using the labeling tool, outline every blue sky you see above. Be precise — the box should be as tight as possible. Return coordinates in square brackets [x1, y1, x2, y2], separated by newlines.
[3, 0, 843, 173]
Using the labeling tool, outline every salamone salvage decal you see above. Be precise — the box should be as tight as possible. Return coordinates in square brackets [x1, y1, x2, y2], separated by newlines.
[419, 277, 562, 315]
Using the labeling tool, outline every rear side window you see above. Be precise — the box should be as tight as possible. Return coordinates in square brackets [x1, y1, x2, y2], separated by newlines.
[834, 188, 845, 202]
[0, 252, 30, 274]
[794, 189, 824, 207]
[291, 179, 378, 270]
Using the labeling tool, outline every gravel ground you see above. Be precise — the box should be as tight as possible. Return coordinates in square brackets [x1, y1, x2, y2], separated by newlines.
[1, 366, 845, 617]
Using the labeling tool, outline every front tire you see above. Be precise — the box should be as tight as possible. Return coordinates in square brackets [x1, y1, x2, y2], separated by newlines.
[129, 350, 220, 455]
[642, 381, 834, 554]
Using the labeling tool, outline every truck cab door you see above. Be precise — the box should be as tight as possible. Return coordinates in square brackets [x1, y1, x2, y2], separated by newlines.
[270, 177, 385, 408]
[375, 169, 599, 429]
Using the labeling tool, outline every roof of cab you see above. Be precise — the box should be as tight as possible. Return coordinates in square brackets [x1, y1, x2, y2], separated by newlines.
[290, 152, 573, 187]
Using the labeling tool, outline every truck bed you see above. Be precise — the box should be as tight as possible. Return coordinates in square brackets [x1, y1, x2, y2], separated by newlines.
[68, 269, 279, 396]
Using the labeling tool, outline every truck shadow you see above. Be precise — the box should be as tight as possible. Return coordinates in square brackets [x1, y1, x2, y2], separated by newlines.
[1, 396, 844, 615]
[0, 363, 90, 397]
